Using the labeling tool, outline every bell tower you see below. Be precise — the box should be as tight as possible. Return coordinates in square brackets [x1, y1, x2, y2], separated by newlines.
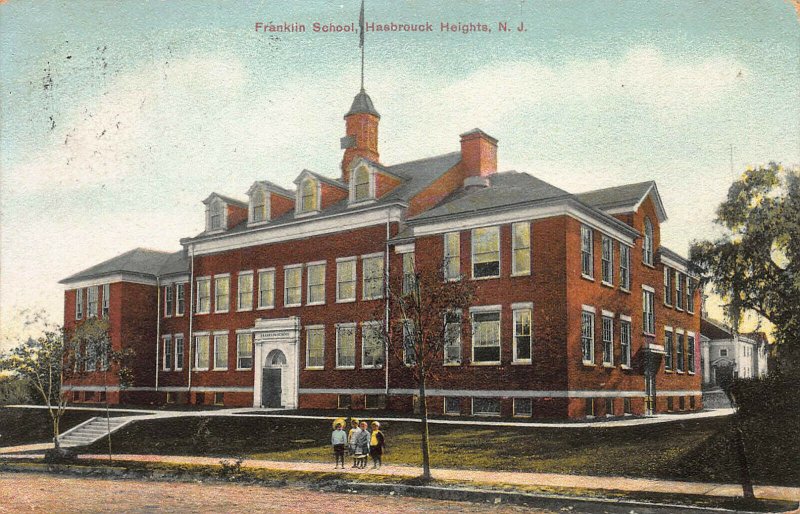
[341, 89, 380, 182]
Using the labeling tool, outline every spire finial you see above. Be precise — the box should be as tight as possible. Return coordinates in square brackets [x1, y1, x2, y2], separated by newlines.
[359, 0, 365, 91]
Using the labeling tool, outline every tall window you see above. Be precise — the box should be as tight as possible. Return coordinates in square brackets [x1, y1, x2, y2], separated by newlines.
[209, 200, 223, 230]
[195, 334, 210, 370]
[512, 222, 531, 275]
[620, 320, 631, 367]
[75, 288, 84, 320]
[687, 334, 696, 373]
[165, 285, 174, 316]
[336, 258, 356, 302]
[284, 266, 302, 306]
[238, 273, 253, 311]
[601, 236, 613, 284]
[214, 333, 228, 370]
[307, 263, 326, 305]
[174, 335, 184, 370]
[402, 252, 416, 295]
[472, 226, 500, 278]
[581, 310, 595, 363]
[675, 271, 684, 310]
[403, 320, 416, 366]
[176, 283, 185, 315]
[251, 189, 268, 222]
[258, 269, 275, 308]
[214, 276, 230, 313]
[664, 267, 673, 306]
[162, 336, 173, 370]
[196, 278, 210, 314]
[581, 225, 593, 278]
[513, 307, 532, 362]
[687, 278, 696, 313]
[664, 329, 674, 370]
[102, 284, 110, 317]
[444, 311, 462, 365]
[352, 165, 371, 202]
[443, 232, 460, 279]
[336, 324, 356, 368]
[643, 289, 655, 334]
[472, 310, 500, 363]
[676, 332, 685, 372]
[619, 244, 631, 290]
[300, 178, 318, 213]
[236, 333, 253, 369]
[602, 315, 613, 365]
[306, 327, 325, 369]
[643, 217, 654, 265]
[362, 254, 384, 300]
[87, 286, 98, 318]
[361, 322, 384, 368]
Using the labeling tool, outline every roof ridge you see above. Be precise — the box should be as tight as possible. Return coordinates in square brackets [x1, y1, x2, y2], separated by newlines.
[387, 151, 461, 168]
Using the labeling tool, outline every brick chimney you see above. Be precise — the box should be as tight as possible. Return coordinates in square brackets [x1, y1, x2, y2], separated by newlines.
[341, 89, 380, 182]
[459, 129, 498, 186]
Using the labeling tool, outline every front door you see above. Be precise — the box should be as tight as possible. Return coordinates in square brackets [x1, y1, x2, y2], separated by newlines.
[262, 368, 282, 408]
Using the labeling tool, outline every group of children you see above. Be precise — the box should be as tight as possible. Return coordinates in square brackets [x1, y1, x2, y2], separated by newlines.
[331, 419, 386, 470]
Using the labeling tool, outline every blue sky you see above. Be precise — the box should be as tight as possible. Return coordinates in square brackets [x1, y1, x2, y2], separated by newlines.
[1, 0, 798, 349]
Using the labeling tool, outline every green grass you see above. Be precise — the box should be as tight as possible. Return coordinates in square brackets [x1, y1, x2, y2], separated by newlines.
[0, 408, 103, 447]
[77, 412, 799, 486]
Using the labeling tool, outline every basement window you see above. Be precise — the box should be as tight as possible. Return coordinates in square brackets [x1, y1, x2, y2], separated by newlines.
[337, 394, 352, 409]
[472, 397, 501, 417]
[365, 394, 386, 410]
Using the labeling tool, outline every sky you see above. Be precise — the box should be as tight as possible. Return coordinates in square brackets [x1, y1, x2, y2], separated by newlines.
[1, 1, 798, 352]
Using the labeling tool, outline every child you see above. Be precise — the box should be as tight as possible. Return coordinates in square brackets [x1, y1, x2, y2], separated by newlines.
[331, 422, 347, 469]
[353, 421, 370, 468]
[369, 421, 386, 469]
[348, 419, 361, 468]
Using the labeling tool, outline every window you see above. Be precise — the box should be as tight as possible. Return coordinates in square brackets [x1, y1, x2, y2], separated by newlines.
[602, 315, 613, 365]
[667, 397, 674, 411]
[361, 322, 384, 368]
[335, 324, 356, 368]
[258, 269, 275, 309]
[619, 244, 631, 290]
[720, 348, 728, 357]
[513, 307, 532, 362]
[675, 271, 684, 310]
[586, 398, 595, 417]
[679, 396, 686, 411]
[195, 334, 210, 370]
[643, 289, 655, 334]
[214, 392, 225, 406]
[512, 222, 531, 275]
[444, 311, 462, 365]
[84, 343, 96, 372]
[176, 283, 185, 316]
[472, 226, 500, 278]
[165, 285, 174, 316]
[307, 263, 326, 305]
[444, 397, 461, 415]
[300, 178, 318, 213]
[403, 319, 416, 366]
[306, 327, 325, 369]
[514, 398, 532, 417]
[624, 398, 632, 415]
[472, 397, 501, 416]
[365, 394, 386, 410]
[664, 267, 673, 306]
[687, 278, 695, 313]
[352, 165, 371, 202]
[336, 258, 356, 302]
[443, 232, 460, 279]
[643, 217, 654, 265]
[402, 252, 416, 295]
[620, 320, 631, 367]
[214, 333, 228, 370]
[284, 266, 302, 307]
[237, 273, 253, 311]
[87, 286, 98, 318]
[337, 394, 351, 409]
[237, 333, 253, 370]
[209, 200, 223, 231]
[605, 398, 614, 417]
[687, 334, 696, 373]
[196, 278, 210, 313]
[251, 189, 268, 223]
[362, 254, 384, 300]
[664, 329, 674, 370]
[472, 310, 500, 363]
[75, 289, 84, 319]
[162, 336, 173, 370]
[581, 310, 595, 364]
[102, 284, 110, 317]
[601, 236, 613, 284]
[676, 332, 685, 372]
[174, 335, 184, 370]
[214, 276, 230, 313]
[690, 396, 696, 409]
[581, 225, 593, 278]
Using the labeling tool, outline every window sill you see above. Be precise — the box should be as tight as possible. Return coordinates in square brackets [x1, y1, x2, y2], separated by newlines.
[335, 366, 355, 370]
[257, 305, 275, 310]
[164, 314, 172, 319]
[512, 360, 532, 365]
[688, 371, 696, 375]
[306, 301, 326, 307]
[174, 368, 183, 372]
[236, 368, 253, 372]
[305, 366, 324, 371]
[602, 363, 614, 368]
[194, 368, 209, 372]
[284, 303, 302, 308]
[470, 361, 501, 366]
[213, 368, 228, 372]
[348, 198, 377, 208]
[236, 308, 253, 313]
[580, 274, 595, 282]
[601, 281, 614, 288]
[582, 362, 596, 367]
[443, 362, 462, 367]
[510, 272, 531, 278]
[676, 371, 685, 374]
[175, 313, 185, 318]
[362, 297, 384, 301]
[471, 275, 500, 281]
[663, 303, 672, 308]
[620, 365, 632, 370]
[676, 308, 684, 312]
[665, 369, 673, 373]
[361, 366, 383, 370]
[643, 332, 655, 337]
[336, 298, 356, 304]
[294, 210, 320, 219]
[214, 310, 230, 314]
[473, 412, 501, 417]
[196, 311, 210, 316]
[513, 413, 533, 418]
[642, 262, 655, 269]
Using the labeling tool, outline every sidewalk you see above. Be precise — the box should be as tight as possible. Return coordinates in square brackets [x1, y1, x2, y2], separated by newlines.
[2, 449, 798, 503]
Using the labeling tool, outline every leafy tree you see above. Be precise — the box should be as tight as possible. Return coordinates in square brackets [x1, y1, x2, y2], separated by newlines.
[690, 162, 800, 371]
[381, 263, 475, 481]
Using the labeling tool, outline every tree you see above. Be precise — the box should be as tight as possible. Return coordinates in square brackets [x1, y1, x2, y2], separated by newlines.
[690, 162, 800, 371]
[381, 263, 475, 482]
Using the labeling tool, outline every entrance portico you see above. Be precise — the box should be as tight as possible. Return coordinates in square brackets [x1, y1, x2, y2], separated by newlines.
[252, 316, 300, 409]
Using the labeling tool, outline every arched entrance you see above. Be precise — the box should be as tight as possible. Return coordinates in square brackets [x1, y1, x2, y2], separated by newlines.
[262, 349, 287, 408]
[251, 316, 300, 409]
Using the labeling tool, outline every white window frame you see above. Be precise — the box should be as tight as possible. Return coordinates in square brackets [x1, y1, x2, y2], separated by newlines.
[174, 334, 184, 371]
[443, 310, 462, 366]
[101, 283, 110, 317]
[162, 335, 173, 371]
[472, 397, 501, 417]
[361, 253, 384, 300]
[163, 284, 174, 317]
[284, 265, 303, 307]
[471, 226, 501, 279]
[602, 314, 614, 366]
[214, 274, 230, 313]
[175, 283, 185, 316]
[402, 252, 416, 295]
[297, 177, 320, 215]
[581, 308, 595, 365]
[207, 198, 226, 232]
[675, 271, 684, 311]
[581, 225, 594, 279]
[236, 332, 253, 370]
[512, 305, 532, 364]
[196, 277, 211, 314]
[306, 261, 326, 306]
[444, 397, 461, 416]
[642, 287, 655, 335]
[601, 236, 613, 285]
[335, 323, 356, 369]
[194, 333, 210, 371]
[349, 164, 375, 204]
[75, 288, 84, 320]
[237, 271, 254, 311]
[643, 217, 654, 266]
[305, 325, 325, 370]
[619, 244, 631, 291]
[402, 319, 416, 366]
[687, 332, 696, 374]
[470, 307, 501, 365]
[249, 187, 270, 224]
[443, 232, 461, 280]
[511, 222, 531, 276]
[87, 286, 99, 318]
[257, 268, 275, 309]
[620, 317, 632, 368]
[513, 397, 533, 418]
[676, 330, 685, 373]
[664, 266, 673, 306]
[686, 277, 696, 313]
[664, 328, 674, 370]
[213, 332, 229, 371]
[361, 321, 384, 369]
[336, 257, 357, 303]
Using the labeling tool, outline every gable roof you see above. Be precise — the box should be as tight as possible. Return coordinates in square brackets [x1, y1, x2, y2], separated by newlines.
[701, 317, 734, 340]
[293, 169, 347, 190]
[246, 180, 295, 199]
[60, 248, 174, 284]
[203, 192, 248, 208]
[576, 181, 667, 222]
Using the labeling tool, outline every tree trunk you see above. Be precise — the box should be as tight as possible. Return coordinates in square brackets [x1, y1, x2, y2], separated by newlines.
[735, 425, 755, 499]
[418, 366, 432, 482]
[104, 370, 112, 462]
[52, 412, 61, 450]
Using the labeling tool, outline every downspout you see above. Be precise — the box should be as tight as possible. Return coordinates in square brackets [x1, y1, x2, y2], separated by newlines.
[155, 277, 161, 392]
[187, 245, 195, 396]
[384, 211, 390, 396]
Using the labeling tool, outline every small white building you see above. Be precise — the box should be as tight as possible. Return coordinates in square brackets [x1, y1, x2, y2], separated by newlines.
[700, 317, 769, 388]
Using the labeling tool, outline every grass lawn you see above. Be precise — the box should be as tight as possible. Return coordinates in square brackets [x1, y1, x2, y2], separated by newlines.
[81, 412, 799, 487]
[0, 407, 124, 447]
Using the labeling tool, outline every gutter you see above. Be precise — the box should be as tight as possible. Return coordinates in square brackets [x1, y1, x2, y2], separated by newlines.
[155, 277, 161, 392]
[384, 211, 390, 396]
[187, 245, 195, 397]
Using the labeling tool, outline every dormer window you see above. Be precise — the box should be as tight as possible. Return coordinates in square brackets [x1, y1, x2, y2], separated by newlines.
[207, 199, 225, 232]
[300, 178, 319, 213]
[352, 165, 372, 202]
[250, 189, 268, 223]
[643, 217, 654, 266]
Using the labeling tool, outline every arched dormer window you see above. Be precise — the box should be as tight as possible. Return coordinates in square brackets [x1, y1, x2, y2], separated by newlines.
[209, 200, 223, 231]
[300, 178, 318, 213]
[643, 217, 654, 265]
[250, 189, 268, 223]
[352, 165, 372, 202]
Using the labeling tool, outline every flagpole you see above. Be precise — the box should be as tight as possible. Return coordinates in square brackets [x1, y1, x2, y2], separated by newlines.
[360, 0, 365, 91]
